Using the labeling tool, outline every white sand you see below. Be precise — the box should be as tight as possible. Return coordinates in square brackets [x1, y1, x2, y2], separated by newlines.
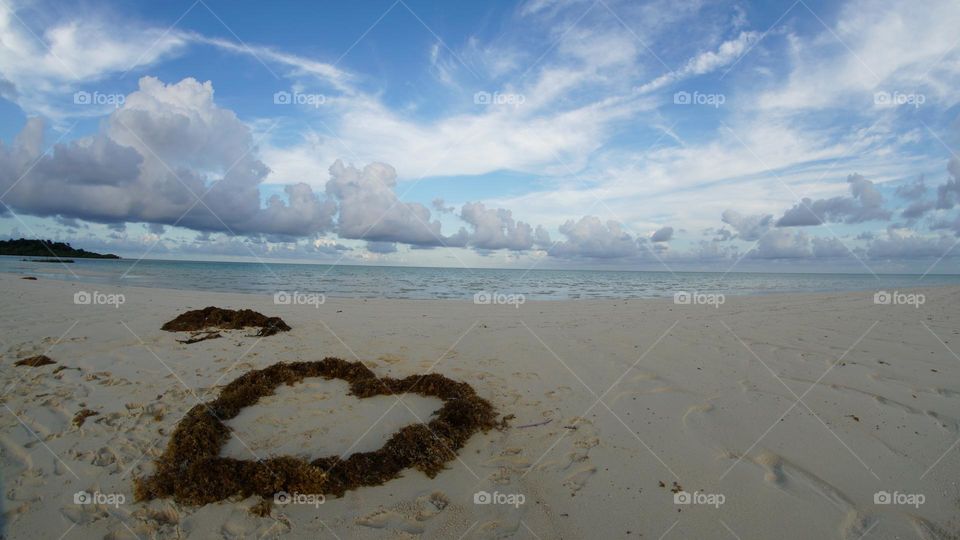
[1, 273, 959, 539]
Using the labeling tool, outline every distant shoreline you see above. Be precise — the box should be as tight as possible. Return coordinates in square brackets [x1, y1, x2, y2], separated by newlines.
[0, 239, 119, 259]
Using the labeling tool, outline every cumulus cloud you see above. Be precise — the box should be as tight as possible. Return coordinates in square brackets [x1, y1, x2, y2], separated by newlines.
[721, 210, 772, 241]
[811, 236, 850, 258]
[901, 200, 936, 219]
[866, 228, 954, 259]
[776, 174, 891, 226]
[548, 216, 640, 258]
[173, 234, 349, 259]
[896, 176, 927, 200]
[694, 239, 737, 260]
[252, 183, 337, 237]
[309, 237, 351, 254]
[894, 160, 960, 220]
[325, 160, 466, 248]
[745, 231, 860, 260]
[713, 227, 736, 242]
[432, 198, 454, 213]
[0, 77, 336, 236]
[460, 202, 544, 251]
[650, 226, 674, 242]
[749, 229, 811, 259]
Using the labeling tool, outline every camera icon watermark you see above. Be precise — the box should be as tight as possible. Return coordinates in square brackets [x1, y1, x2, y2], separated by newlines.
[873, 290, 924, 308]
[673, 490, 725, 508]
[473, 291, 525, 308]
[673, 290, 724, 308]
[473, 490, 525, 508]
[74, 490, 125, 508]
[274, 291, 325, 308]
[273, 90, 326, 108]
[873, 91, 924, 108]
[74, 290, 125, 308]
[873, 490, 924, 508]
[274, 491, 325, 508]
[473, 91, 526, 106]
[673, 90, 725, 108]
[73, 90, 125, 108]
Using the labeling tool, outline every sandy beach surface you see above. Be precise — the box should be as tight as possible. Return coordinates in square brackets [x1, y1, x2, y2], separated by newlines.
[1, 273, 959, 539]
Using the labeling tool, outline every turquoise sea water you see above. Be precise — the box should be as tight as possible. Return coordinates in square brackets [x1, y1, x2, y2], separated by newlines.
[2, 256, 958, 300]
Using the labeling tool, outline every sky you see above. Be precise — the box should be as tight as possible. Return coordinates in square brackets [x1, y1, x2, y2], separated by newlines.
[1, 0, 960, 274]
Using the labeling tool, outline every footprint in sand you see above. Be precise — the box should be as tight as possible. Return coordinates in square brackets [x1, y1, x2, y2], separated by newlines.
[483, 446, 533, 470]
[563, 465, 597, 493]
[356, 508, 426, 534]
[537, 417, 601, 494]
[735, 449, 880, 540]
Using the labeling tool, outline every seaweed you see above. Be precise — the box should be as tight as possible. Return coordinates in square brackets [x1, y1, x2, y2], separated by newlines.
[161, 307, 291, 337]
[73, 409, 99, 427]
[14, 355, 55, 367]
[248, 499, 273, 517]
[134, 358, 501, 506]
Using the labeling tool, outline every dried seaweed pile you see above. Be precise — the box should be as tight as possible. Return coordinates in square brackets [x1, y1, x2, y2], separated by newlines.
[161, 307, 291, 337]
[134, 358, 500, 505]
[14, 354, 55, 367]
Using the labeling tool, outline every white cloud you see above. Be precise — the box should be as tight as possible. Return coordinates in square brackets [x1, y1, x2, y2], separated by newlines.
[756, 0, 960, 112]
[0, 1, 187, 118]
[775, 173, 891, 226]
[635, 31, 760, 94]
[325, 159, 466, 247]
[650, 225, 674, 242]
[460, 201, 542, 251]
[1, 77, 335, 237]
[549, 216, 641, 258]
[749, 229, 811, 259]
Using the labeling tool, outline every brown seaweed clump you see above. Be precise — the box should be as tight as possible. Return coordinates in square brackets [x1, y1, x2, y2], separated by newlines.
[73, 409, 99, 427]
[161, 307, 291, 337]
[14, 355, 55, 367]
[134, 358, 501, 506]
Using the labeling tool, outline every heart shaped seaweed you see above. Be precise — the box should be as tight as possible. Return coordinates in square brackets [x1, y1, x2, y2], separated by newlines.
[134, 358, 500, 505]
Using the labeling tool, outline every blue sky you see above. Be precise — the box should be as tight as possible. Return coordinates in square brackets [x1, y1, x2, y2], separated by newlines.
[1, 0, 960, 273]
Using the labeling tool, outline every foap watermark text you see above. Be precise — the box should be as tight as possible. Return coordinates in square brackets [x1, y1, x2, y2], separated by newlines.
[74, 490, 125, 508]
[674, 290, 725, 308]
[74, 290, 125, 308]
[73, 90, 125, 108]
[274, 90, 326, 107]
[674, 490, 725, 508]
[874, 91, 925, 108]
[474, 490, 525, 508]
[275, 291, 325, 308]
[274, 491, 325, 508]
[673, 90, 725, 108]
[874, 490, 924, 508]
[474, 91, 526, 106]
[874, 290, 924, 308]
[474, 291, 525, 308]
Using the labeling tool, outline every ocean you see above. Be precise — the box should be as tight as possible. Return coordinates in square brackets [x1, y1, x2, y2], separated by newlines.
[3, 256, 958, 300]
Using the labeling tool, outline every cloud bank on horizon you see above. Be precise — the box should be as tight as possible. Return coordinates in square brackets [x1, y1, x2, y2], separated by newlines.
[2, 0, 960, 273]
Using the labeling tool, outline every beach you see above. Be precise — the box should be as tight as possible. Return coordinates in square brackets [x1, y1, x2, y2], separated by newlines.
[1, 273, 959, 539]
